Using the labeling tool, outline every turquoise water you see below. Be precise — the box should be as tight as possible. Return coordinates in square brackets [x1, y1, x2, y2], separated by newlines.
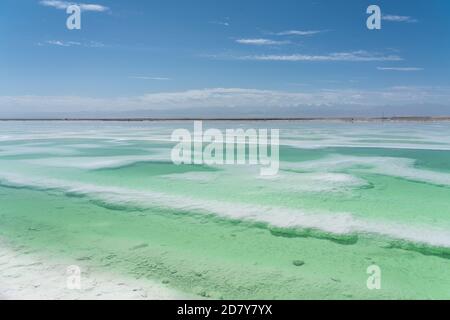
[1, 120, 450, 299]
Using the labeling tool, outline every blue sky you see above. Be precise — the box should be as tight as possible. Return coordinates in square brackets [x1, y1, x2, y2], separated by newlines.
[1, 0, 449, 117]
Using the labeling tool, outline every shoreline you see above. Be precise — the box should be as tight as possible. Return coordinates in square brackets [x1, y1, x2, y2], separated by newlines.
[0, 116, 449, 122]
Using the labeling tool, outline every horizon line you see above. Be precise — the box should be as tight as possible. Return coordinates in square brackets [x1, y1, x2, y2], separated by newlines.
[1, 116, 450, 122]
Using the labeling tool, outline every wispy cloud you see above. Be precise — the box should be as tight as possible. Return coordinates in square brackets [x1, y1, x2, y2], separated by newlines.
[39, 0, 109, 12]
[237, 51, 402, 62]
[382, 15, 418, 23]
[235, 38, 290, 46]
[377, 67, 423, 72]
[273, 30, 325, 36]
[3, 87, 448, 114]
[41, 40, 105, 47]
[45, 40, 81, 47]
[209, 18, 230, 27]
[129, 76, 171, 81]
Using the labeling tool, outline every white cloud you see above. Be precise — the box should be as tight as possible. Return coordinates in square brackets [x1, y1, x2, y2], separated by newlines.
[209, 20, 230, 27]
[42, 40, 105, 48]
[382, 15, 418, 23]
[238, 51, 402, 62]
[377, 67, 423, 72]
[273, 30, 324, 36]
[1, 87, 448, 114]
[46, 40, 81, 47]
[39, 0, 109, 12]
[235, 38, 290, 46]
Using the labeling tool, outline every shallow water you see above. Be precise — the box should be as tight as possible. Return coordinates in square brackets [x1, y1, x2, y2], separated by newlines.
[1, 120, 449, 299]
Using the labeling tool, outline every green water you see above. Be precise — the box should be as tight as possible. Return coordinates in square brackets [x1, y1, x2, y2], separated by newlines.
[1, 121, 450, 299]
